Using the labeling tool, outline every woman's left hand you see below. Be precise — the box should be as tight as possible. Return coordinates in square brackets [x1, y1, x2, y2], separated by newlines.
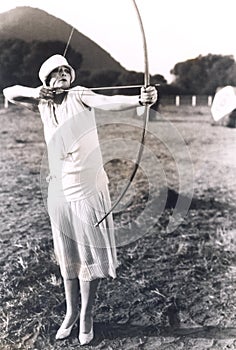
[139, 86, 158, 106]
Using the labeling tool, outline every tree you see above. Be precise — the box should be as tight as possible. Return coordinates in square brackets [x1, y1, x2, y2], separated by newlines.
[0, 39, 29, 89]
[204, 56, 236, 94]
[0, 39, 83, 89]
[21, 41, 82, 86]
[151, 74, 167, 86]
[87, 69, 121, 92]
[114, 70, 144, 95]
[170, 54, 236, 95]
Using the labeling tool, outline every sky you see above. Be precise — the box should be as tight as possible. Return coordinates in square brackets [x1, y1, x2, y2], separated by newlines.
[0, 0, 236, 83]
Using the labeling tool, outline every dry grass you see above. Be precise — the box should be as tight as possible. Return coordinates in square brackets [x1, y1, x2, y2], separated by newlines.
[0, 104, 236, 349]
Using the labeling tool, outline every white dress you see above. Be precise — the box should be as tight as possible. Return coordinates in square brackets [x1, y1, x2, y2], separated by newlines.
[38, 86, 117, 281]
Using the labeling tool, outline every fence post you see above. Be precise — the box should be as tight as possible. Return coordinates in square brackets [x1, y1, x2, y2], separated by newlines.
[176, 95, 180, 106]
[192, 95, 196, 106]
[208, 96, 212, 106]
[4, 97, 8, 109]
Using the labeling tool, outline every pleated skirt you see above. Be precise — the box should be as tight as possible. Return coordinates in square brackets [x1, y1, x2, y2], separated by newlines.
[47, 185, 118, 281]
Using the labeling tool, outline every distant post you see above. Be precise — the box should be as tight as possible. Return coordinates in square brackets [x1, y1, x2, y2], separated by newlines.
[4, 97, 8, 109]
[192, 95, 196, 106]
[208, 96, 212, 106]
[176, 96, 180, 106]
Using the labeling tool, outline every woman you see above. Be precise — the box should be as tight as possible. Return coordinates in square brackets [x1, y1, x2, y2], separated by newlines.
[3, 54, 157, 345]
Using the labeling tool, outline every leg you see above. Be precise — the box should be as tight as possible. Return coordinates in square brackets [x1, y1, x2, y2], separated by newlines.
[61, 278, 79, 327]
[55, 278, 80, 339]
[79, 279, 99, 333]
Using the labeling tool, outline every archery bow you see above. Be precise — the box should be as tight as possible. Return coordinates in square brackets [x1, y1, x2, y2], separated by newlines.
[94, 0, 151, 227]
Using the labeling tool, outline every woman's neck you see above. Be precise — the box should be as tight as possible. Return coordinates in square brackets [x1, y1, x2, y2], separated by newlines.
[54, 91, 67, 104]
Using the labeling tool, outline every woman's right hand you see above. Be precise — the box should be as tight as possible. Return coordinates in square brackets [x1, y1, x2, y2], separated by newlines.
[39, 86, 55, 101]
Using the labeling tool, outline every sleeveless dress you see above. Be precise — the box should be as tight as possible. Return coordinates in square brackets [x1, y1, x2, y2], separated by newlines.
[38, 86, 118, 281]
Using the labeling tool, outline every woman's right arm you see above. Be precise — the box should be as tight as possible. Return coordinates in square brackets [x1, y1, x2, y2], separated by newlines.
[3, 85, 41, 111]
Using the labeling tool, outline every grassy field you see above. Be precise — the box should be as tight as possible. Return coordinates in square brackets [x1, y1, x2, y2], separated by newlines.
[0, 104, 236, 349]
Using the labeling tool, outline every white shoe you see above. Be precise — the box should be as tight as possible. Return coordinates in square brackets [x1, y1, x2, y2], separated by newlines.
[79, 323, 94, 346]
[55, 313, 79, 340]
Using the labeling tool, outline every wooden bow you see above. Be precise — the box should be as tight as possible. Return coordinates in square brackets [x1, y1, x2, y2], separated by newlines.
[95, 0, 151, 227]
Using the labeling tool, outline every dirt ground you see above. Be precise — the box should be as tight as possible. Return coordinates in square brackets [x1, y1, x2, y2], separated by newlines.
[0, 104, 236, 350]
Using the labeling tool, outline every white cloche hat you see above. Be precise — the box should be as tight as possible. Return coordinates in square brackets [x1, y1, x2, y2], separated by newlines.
[39, 54, 76, 86]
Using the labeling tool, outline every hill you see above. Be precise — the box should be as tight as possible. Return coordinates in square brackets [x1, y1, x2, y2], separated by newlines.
[0, 6, 126, 72]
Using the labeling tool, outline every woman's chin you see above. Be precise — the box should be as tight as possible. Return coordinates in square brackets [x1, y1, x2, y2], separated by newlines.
[54, 82, 70, 90]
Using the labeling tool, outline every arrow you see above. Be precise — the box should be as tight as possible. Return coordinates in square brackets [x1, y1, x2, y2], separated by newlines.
[53, 83, 159, 94]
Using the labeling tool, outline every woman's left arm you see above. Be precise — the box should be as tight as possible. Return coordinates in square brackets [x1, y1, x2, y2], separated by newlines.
[81, 86, 157, 111]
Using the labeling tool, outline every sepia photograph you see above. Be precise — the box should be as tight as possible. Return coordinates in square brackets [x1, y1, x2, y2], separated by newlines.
[0, 1, 235, 349]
